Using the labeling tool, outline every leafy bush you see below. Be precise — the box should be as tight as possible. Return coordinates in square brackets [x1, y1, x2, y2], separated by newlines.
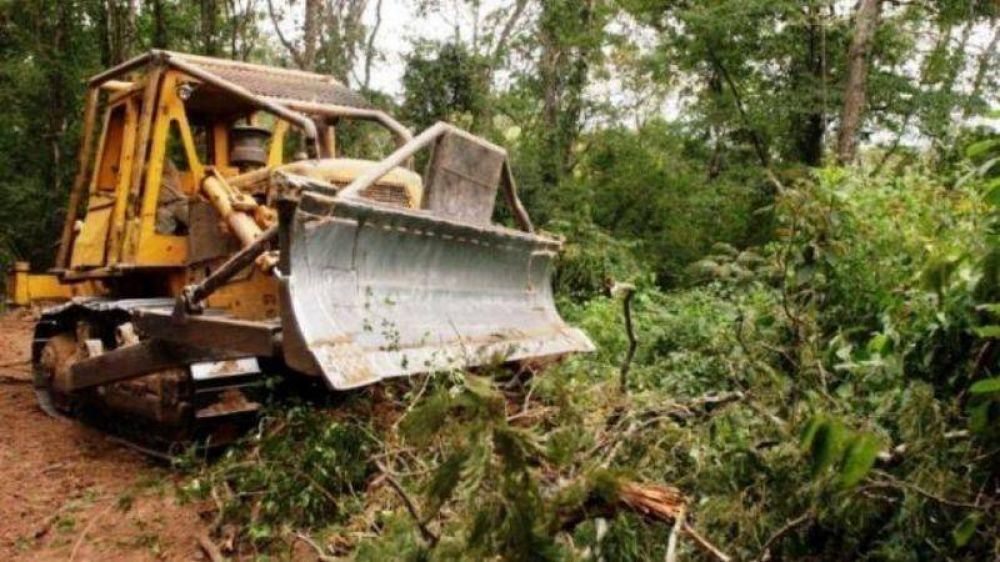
[551, 120, 772, 286]
[180, 403, 376, 545]
[553, 162, 998, 559]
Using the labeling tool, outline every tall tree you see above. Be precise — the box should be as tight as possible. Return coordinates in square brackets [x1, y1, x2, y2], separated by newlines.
[151, 0, 169, 48]
[267, 0, 372, 83]
[224, 0, 264, 61]
[105, 0, 137, 65]
[401, 42, 488, 132]
[963, 19, 1000, 119]
[406, 0, 534, 130]
[536, 0, 609, 185]
[791, 2, 830, 166]
[0, 0, 101, 266]
[836, 0, 881, 164]
[201, 0, 221, 56]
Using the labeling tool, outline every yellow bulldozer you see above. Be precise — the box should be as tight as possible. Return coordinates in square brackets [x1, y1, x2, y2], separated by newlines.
[5, 51, 592, 452]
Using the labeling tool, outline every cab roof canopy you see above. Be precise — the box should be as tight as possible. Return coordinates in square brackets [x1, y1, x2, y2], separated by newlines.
[90, 50, 370, 110]
[88, 50, 411, 147]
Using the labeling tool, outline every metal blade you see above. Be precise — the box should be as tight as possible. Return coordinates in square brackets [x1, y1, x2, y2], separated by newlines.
[280, 193, 593, 390]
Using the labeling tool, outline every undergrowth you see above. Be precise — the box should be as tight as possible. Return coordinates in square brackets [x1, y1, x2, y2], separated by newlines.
[181, 156, 999, 560]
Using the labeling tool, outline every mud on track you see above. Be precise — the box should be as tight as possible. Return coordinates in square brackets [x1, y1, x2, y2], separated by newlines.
[0, 309, 208, 561]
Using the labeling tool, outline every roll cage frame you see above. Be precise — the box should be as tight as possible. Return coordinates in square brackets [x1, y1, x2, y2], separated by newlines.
[55, 50, 414, 272]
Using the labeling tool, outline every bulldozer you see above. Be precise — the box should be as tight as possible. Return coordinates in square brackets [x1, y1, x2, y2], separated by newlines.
[6, 51, 592, 452]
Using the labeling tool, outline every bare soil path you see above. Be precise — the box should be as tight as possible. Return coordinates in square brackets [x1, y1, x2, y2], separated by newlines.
[0, 309, 209, 561]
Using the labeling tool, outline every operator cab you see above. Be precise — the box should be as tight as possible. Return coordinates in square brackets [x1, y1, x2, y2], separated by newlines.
[65, 56, 421, 278]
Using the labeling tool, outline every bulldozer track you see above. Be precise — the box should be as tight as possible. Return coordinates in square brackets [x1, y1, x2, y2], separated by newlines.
[0, 310, 208, 560]
[32, 302, 265, 459]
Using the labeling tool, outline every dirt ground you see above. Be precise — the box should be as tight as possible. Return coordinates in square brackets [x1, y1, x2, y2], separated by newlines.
[0, 309, 210, 561]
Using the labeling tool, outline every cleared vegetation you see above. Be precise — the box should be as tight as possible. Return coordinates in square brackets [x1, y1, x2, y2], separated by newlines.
[1, 0, 998, 560]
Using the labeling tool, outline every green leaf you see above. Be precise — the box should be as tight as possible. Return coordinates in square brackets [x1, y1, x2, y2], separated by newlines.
[965, 138, 999, 159]
[866, 333, 890, 356]
[755, 313, 775, 328]
[838, 434, 880, 488]
[987, 183, 1000, 207]
[969, 402, 991, 434]
[952, 512, 982, 547]
[799, 416, 824, 449]
[424, 447, 468, 516]
[977, 156, 1000, 178]
[969, 377, 1000, 396]
[920, 253, 960, 293]
[493, 425, 540, 472]
[400, 391, 452, 446]
[806, 419, 846, 477]
[972, 325, 1000, 339]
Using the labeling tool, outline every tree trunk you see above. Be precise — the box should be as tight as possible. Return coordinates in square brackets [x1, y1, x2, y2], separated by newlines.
[301, 0, 321, 70]
[538, 0, 600, 186]
[201, 0, 219, 56]
[226, 0, 255, 60]
[96, 1, 111, 67]
[963, 20, 1000, 119]
[49, 1, 70, 197]
[152, 0, 168, 49]
[539, 21, 564, 187]
[793, 5, 826, 167]
[105, 0, 136, 64]
[361, 0, 383, 90]
[836, 0, 881, 165]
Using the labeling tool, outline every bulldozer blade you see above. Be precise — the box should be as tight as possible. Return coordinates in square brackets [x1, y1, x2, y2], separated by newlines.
[280, 192, 594, 390]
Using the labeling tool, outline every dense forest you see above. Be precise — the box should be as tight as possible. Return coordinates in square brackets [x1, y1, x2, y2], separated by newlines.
[2, 0, 999, 560]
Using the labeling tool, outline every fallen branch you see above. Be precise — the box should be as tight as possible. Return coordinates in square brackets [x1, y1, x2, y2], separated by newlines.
[375, 461, 439, 546]
[613, 282, 638, 393]
[753, 509, 814, 562]
[876, 430, 970, 464]
[683, 522, 732, 562]
[665, 507, 686, 562]
[681, 391, 746, 414]
[295, 531, 337, 562]
[506, 405, 556, 424]
[69, 500, 117, 562]
[618, 481, 686, 521]
[558, 479, 731, 562]
[869, 470, 986, 510]
[198, 533, 226, 562]
[588, 391, 747, 462]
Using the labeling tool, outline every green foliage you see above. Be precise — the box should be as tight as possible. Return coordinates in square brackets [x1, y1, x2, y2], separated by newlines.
[398, 376, 567, 561]
[838, 434, 880, 488]
[0, 1, 100, 270]
[401, 42, 489, 133]
[800, 416, 880, 487]
[554, 163, 998, 559]
[550, 219, 644, 300]
[952, 512, 983, 548]
[179, 403, 375, 545]
[962, 129, 1000, 440]
[558, 120, 771, 286]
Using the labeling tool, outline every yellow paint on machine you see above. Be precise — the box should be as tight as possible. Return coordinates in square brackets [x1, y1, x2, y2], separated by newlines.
[13, 53, 424, 312]
[6, 263, 103, 306]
